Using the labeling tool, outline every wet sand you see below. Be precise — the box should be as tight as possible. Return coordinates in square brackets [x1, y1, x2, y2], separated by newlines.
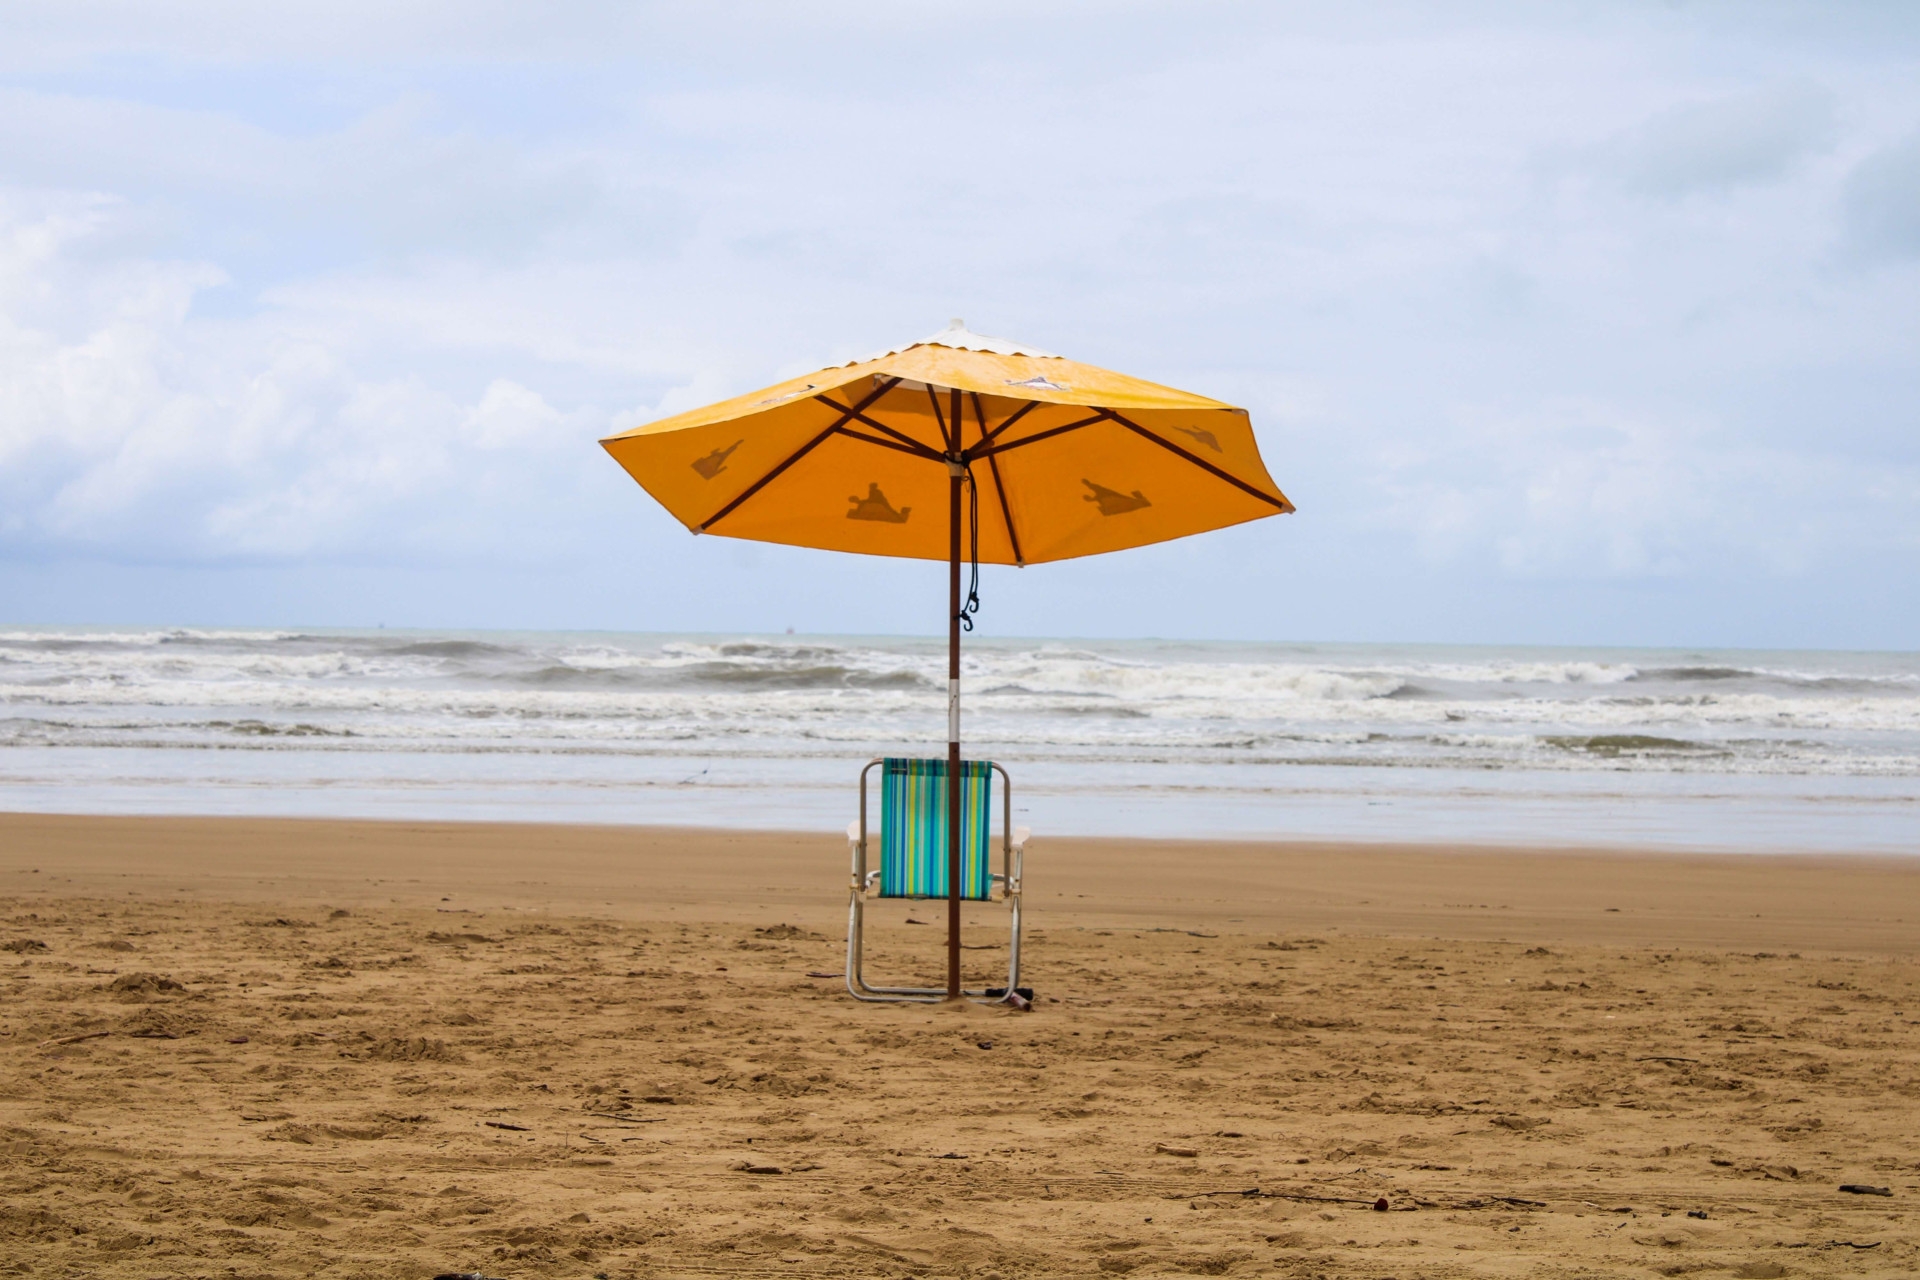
[2, 813, 1916, 1278]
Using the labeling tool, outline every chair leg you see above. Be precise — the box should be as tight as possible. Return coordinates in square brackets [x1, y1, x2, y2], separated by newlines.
[1006, 891, 1022, 995]
[845, 889, 945, 1003]
[843, 890, 864, 1002]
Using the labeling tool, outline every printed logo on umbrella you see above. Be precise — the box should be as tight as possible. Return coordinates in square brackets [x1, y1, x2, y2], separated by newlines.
[848, 483, 912, 523]
[1083, 479, 1151, 516]
[1174, 425, 1223, 453]
[752, 383, 818, 407]
[691, 440, 742, 479]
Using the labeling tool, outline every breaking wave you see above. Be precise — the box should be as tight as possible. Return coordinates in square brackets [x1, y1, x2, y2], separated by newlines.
[0, 628, 1914, 785]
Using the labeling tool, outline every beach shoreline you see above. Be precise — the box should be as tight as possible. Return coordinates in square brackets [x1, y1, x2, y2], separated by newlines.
[8, 626, 1915, 855]
[6, 811, 1915, 953]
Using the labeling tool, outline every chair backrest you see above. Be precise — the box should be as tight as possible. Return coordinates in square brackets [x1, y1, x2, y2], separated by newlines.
[878, 757, 993, 901]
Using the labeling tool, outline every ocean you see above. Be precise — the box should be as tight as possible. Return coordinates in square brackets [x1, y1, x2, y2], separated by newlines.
[1, 626, 1914, 853]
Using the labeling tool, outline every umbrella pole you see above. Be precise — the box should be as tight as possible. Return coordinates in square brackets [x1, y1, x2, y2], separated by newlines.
[946, 463, 963, 1001]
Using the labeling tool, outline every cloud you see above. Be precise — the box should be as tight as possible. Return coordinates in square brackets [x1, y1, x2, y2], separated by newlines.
[0, 192, 634, 563]
[0, 0, 655, 65]
[1599, 81, 1837, 199]
[1362, 399, 1920, 581]
[462, 379, 563, 450]
[1842, 128, 1920, 260]
[0, 87, 615, 271]
[0, 6, 1915, 644]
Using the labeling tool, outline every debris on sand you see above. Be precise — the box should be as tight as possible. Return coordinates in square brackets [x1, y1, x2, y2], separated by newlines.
[1839, 1184, 1892, 1196]
[107, 972, 184, 995]
[756, 924, 825, 941]
[360, 1036, 462, 1062]
[121, 1008, 200, 1039]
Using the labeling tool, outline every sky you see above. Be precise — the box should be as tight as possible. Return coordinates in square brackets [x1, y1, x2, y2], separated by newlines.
[0, 1, 1915, 648]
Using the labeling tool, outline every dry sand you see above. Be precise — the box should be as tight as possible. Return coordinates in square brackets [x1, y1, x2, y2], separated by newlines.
[2, 812, 1917, 1279]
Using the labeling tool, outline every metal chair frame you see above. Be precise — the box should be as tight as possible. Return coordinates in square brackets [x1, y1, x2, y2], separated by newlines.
[845, 757, 1028, 1004]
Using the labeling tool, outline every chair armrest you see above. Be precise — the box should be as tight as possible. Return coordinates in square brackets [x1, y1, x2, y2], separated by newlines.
[848, 820, 868, 892]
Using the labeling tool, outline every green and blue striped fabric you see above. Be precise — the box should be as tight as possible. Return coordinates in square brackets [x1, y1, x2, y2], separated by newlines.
[878, 757, 993, 901]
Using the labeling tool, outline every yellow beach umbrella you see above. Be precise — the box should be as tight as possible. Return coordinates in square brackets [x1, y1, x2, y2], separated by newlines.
[600, 321, 1294, 997]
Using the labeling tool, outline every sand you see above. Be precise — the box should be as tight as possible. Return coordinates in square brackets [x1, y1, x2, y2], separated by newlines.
[2, 813, 1916, 1279]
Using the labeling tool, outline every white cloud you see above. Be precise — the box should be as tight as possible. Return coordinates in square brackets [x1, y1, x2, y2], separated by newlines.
[1364, 400, 1919, 582]
[1600, 82, 1838, 199]
[0, 194, 649, 562]
[462, 379, 562, 450]
[1843, 128, 1920, 260]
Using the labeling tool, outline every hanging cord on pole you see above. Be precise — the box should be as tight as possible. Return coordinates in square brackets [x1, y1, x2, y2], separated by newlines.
[956, 460, 982, 632]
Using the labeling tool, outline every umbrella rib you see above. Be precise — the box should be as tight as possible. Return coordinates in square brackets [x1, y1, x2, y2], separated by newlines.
[832, 426, 944, 459]
[698, 377, 903, 530]
[812, 395, 944, 460]
[966, 411, 1112, 461]
[925, 383, 954, 451]
[985, 452, 1022, 564]
[971, 392, 1025, 566]
[1106, 411, 1295, 511]
[972, 398, 1040, 449]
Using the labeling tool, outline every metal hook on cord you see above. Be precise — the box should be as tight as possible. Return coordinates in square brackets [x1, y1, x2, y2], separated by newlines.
[957, 461, 981, 633]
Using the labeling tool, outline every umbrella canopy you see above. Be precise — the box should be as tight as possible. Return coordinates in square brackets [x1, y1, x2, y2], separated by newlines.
[601, 321, 1293, 564]
[600, 322, 1293, 1001]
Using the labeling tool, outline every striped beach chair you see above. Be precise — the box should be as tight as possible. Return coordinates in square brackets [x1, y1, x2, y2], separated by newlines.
[845, 757, 1031, 1003]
